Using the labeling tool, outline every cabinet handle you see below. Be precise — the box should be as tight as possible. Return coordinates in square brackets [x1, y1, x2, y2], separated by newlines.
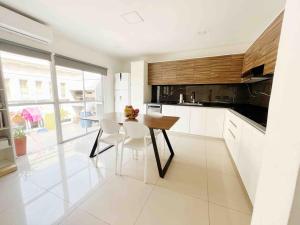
[229, 119, 237, 128]
[228, 128, 236, 139]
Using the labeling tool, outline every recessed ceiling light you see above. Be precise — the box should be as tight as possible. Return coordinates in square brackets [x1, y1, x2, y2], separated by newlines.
[121, 11, 144, 24]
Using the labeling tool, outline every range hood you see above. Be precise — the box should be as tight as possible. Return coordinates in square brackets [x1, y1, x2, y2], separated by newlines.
[242, 64, 273, 83]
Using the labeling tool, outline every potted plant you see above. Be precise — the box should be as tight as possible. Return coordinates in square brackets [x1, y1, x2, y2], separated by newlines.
[13, 128, 27, 156]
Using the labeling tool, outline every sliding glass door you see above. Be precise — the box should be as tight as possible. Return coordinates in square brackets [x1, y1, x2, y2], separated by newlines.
[56, 66, 102, 141]
[0, 41, 106, 154]
[0, 51, 57, 154]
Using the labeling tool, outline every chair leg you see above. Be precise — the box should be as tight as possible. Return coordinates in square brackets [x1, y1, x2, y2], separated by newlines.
[120, 142, 124, 175]
[115, 142, 119, 175]
[143, 140, 148, 183]
[96, 140, 100, 168]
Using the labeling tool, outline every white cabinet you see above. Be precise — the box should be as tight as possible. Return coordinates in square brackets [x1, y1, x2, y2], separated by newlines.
[173, 106, 190, 133]
[115, 90, 129, 112]
[238, 121, 264, 203]
[162, 105, 189, 133]
[115, 73, 130, 90]
[162, 105, 176, 117]
[114, 73, 130, 112]
[223, 110, 242, 162]
[190, 107, 206, 135]
[162, 105, 224, 137]
[223, 110, 265, 204]
[205, 108, 225, 138]
[130, 61, 151, 111]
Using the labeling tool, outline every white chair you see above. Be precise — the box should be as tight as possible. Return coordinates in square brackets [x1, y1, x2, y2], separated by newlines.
[146, 112, 164, 155]
[96, 119, 124, 174]
[120, 121, 152, 183]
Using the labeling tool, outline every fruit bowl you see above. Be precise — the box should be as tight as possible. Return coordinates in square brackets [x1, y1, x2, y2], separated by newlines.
[124, 105, 139, 119]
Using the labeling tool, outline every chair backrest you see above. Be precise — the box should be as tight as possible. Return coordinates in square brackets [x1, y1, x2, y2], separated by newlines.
[123, 121, 148, 139]
[100, 119, 120, 134]
[147, 112, 163, 118]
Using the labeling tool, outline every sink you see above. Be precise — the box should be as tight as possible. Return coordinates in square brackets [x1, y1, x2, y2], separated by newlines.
[177, 102, 203, 106]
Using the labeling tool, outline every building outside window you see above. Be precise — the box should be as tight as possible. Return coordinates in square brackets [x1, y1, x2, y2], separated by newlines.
[35, 81, 43, 96]
[19, 79, 29, 97]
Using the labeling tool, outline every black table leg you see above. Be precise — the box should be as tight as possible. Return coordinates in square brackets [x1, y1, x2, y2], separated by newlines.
[89, 128, 113, 158]
[149, 128, 175, 178]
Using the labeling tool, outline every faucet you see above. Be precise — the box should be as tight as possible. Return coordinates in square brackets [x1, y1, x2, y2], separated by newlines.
[191, 91, 196, 103]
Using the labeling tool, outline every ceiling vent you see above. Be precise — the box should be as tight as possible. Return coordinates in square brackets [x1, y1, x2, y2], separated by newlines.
[121, 11, 144, 24]
[0, 6, 53, 44]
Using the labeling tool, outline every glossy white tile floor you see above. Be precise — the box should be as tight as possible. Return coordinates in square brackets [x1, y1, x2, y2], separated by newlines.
[0, 132, 252, 225]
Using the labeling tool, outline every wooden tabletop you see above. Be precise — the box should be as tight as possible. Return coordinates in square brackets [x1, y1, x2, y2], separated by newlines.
[85, 112, 179, 130]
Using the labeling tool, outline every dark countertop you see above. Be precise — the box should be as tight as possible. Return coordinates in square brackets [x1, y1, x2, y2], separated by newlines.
[147, 102, 268, 129]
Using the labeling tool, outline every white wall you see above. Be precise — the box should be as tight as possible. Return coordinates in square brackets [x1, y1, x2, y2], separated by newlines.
[251, 0, 300, 225]
[288, 169, 300, 225]
[0, 29, 124, 112]
[121, 42, 249, 72]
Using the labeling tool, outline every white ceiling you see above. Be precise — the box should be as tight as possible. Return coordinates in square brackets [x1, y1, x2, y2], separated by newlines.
[0, 0, 285, 60]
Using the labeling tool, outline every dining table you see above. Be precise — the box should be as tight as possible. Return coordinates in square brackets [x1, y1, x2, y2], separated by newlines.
[87, 112, 179, 178]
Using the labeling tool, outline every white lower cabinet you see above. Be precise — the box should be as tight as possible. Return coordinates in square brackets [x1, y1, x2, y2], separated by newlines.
[162, 105, 190, 133]
[223, 110, 242, 162]
[189, 107, 206, 135]
[205, 108, 225, 138]
[237, 121, 264, 203]
[223, 110, 265, 204]
[161, 105, 265, 205]
[162, 105, 224, 137]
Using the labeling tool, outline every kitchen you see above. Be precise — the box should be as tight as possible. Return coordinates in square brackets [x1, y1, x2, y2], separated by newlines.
[0, 1, 299, 225]
[115, 11, 283, 203]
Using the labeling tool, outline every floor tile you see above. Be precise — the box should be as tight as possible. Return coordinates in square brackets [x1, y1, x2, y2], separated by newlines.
[206, 140, 237, 177]
[0, 177, 45, 213]
[207, 171, 252, 213]
[61, 208, 109, 225]
[0, 191, 72, 225]
[209, 203, 251, 225]
[156, 161, 208, 200]
[80, 176, 153, 225]
[0, 132, 254, 225]
[49, 167, 114, 205]
[135, 186, 209, 225]
[121, 158, 159, 184]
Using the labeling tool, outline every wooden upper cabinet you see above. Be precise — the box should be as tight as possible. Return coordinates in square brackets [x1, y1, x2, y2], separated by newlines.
[242, 12, 284, 75]
[206, 55, 244, 84]
[148, 54, 244, 85]
[162, 61, 177, 84]
[176, 59, 195, 84]
[148, 62, 163, 85]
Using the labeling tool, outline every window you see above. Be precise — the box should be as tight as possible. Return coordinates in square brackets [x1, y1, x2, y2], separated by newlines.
[19, 80, 29, 96]
[56, 66, 103, 140]
[4, 78, 10, 99]
[49, 82, 52, 97]
[60, 83, 66, 98]
[0, 44, 107, 152]
[36, 81, 43, 96]
[0, 51, 56, 154]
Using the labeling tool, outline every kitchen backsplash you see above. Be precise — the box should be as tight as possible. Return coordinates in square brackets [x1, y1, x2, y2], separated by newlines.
[151, 79, 273, 108]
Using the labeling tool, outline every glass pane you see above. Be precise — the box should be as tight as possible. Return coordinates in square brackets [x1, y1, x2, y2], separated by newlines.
[56, 66, 83, 102]
[60, 103, 86, 140]
[9, 104, 57, 154]
[1, 51, 52, 104]
[85, 102, 103, 132]
[84, 72, 103, 101]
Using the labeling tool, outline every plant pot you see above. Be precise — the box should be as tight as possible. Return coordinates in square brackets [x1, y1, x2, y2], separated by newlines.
[14, 136, 27, 156]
